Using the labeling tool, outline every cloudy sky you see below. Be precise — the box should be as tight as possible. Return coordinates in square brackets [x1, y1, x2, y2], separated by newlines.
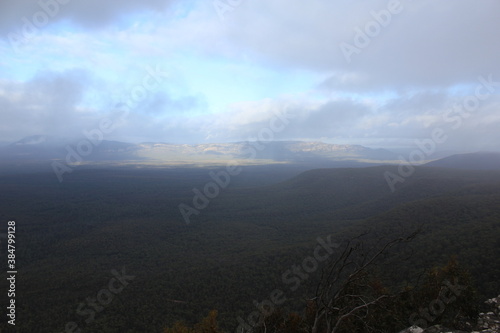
[0, 0, 499, 151]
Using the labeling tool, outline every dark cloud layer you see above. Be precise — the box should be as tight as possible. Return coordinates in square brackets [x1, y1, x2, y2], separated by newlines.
[0, 0, 176, 34]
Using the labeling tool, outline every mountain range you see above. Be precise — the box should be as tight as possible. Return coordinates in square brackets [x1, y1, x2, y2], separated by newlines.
[0, 135, 399, 164]
[1, 135, 499, 172]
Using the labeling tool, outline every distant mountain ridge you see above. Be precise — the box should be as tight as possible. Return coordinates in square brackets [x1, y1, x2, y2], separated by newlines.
[2, 136, 499, 172]
[136, 140, 399, 162]
[0, 136, 400, 165]
[12, 134, 50, 146]
[425, 151, 500, 170]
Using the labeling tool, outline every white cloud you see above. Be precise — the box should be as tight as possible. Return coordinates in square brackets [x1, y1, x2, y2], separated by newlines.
[167, 0, 500, 90]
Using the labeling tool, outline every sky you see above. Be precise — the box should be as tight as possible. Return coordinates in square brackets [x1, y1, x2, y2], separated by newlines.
[0, 0, 499, 151]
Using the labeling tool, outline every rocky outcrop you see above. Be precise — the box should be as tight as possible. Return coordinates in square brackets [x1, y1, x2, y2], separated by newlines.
[475, 295, 500, 333]
[398, 326, 424, 333]
[398, 295, 500, 333]
[398, 325, 467, 333]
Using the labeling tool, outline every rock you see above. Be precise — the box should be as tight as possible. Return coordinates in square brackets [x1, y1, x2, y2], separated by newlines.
[398, 326, 424, 333]
[398, 325, 469, 333]
[422, 325, 468, 332]
[398, 294, 500, 333]
[476, 294, 500, 332]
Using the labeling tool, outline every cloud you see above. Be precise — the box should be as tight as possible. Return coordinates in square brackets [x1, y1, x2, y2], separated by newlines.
[0, 0, 178, 34]
[0, 68, 210, 144]
[0, 69, 92, 140]
[118, 89, 207, 117]
[1, 69, 499, 151]
[172, 0, 500, 90]
[0, 0, 499, 152]
[198, 97, 379, 143]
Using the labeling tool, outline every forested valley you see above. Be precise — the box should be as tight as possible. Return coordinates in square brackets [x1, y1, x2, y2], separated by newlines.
[0, 164, 499, 332]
